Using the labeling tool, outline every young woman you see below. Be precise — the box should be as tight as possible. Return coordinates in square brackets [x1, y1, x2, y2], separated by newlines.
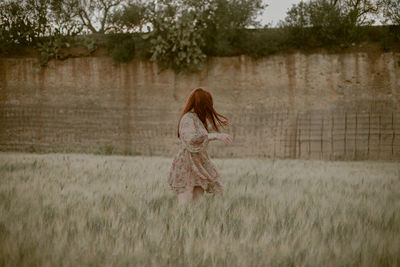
[168, 87, 233, 205]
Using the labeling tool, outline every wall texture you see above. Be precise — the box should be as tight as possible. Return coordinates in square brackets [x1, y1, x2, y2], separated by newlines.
[1, 51, 399, 160]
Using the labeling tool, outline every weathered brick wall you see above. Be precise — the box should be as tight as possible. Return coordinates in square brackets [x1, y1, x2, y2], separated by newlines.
[0, 52, 399, 160]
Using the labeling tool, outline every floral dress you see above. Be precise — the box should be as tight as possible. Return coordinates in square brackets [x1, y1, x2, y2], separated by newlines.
[168, 112, 223, 194]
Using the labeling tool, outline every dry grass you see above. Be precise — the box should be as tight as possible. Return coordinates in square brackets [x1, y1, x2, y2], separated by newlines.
[0, 152, 399, 266]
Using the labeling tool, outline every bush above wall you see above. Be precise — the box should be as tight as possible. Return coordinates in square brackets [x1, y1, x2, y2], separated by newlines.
[1, 0, 399, 72]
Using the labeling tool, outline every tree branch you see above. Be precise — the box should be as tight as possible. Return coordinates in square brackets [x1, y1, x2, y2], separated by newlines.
[79, 9, 98, 33]
[99, 0, 122, 33]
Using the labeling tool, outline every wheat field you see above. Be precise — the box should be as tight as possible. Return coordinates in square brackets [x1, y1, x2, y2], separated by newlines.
[0, 152, 399, 266]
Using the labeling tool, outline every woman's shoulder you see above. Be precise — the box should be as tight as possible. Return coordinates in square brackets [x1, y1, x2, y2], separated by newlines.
[180, 112, 200, 127]
[180, 112, 194, 124]
[182, 111, 197, 120]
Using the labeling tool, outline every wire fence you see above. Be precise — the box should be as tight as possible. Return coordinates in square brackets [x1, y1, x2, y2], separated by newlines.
[1, 104, 399, 160]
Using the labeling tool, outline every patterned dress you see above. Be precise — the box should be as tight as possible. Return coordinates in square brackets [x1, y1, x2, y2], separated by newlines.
[168, 111, 223, 194]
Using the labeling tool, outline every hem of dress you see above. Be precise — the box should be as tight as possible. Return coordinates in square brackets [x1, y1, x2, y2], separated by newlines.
[169, 180, 223, 195]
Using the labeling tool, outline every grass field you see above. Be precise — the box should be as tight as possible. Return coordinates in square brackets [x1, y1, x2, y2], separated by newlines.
[0, 152, 399, 266]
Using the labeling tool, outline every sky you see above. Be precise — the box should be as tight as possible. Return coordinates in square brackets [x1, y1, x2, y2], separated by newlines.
[258, 0, 383, 27]
[259, 0, 303, 27]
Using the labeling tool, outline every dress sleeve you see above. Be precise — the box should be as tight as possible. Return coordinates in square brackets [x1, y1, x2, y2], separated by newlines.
[208, 132, 220, 141]
[179, 114, 209, 153]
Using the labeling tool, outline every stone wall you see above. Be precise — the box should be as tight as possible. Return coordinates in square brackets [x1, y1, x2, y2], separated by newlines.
[1, 51, 399, 160]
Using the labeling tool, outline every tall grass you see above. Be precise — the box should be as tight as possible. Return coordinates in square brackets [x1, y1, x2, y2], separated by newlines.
[0, 153, 399, 266]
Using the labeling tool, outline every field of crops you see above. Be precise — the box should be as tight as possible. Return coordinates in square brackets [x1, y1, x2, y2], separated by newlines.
[0, 152, 399, 266]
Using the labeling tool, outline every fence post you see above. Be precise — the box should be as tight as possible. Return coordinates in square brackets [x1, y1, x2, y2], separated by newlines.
[368, 111, 371, 158]
[392, 111, 395, 158]
[354, 111, 358, 160]
[273, 113, 277, 159]
[296, 112, 299, 158]
[280, 113, 283, 158]
[331, 111, 334, 160]
[287, 110, 297, 159]
[284, 128, 288, 158]
[298, 115, 301, 159]
[309, 111, 311, 159]
[321, 115, 324, 160]
[344, 111, 347, 158]
[379, 113, 382, 158]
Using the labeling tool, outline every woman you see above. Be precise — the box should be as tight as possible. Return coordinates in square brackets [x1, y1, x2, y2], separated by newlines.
[168, 87, 233, 205]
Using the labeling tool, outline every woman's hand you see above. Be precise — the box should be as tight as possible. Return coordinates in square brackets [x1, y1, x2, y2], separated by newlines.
[217, 133, 233, 144]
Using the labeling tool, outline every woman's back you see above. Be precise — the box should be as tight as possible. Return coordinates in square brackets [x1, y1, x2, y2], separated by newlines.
[168, 88, 232, 205]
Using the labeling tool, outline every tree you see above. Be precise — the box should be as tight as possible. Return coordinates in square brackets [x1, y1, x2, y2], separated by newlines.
[109, 0, 148, 33]
[50, 0, 83, 36]
[188, 0, 267, 56]
[0, 1, 36, 47]
[0, 0, 57, 50]
[72, 0, 124, 34]
[141, 0, 267, 71]
[281, 1, 312, 47]
[382, 0, 400, 24]
[144, 0, 207, 72]
[281, 0, 381, 48]
[309, 0, 361, 45]
[340, 0, 383, 25]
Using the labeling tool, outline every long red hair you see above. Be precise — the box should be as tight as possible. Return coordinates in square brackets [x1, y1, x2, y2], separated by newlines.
[177, 88, 228, 138]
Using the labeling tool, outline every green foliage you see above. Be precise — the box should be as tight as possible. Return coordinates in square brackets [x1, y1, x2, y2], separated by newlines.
[0, 1, 37, 52]
[55, 0, 123, 34]
[104, 34, 136, 63]
[145, 2, 207, 73]
[281, 0, 367, 48]
[382, 0, 400, 42]
[233, 28, 285, 58]
[94, 143, 116, 155]
[110, 0, 148, 32]
[0, 0, 81, 63]
[0, 0, 399, 72]
[312, 0, 365, 46]
[195, 0, 267, 56]
[377, 25, 400, 50]
[382, 0, 400, 25]
[104, 0, 150, 63]
[50, 0, 83, 35]
[140, 0, 266, 71]
[36, 37, 64, 66]
[75, 35, 97, 53]
[131, 35, 152, 59]
[111, 39, 136, 63]
[101, 33, 152, 63]
[280, 1, 313, 48]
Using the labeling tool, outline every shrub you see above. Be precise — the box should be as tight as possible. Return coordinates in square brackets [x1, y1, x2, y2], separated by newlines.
[280, 1, 313, 48]
[0, 0, 399, 72]
[280, 0, 379, 48]
[382, 0, 400, 25]
[0, 1, 37, 52]
[197, 0, 266, 56]
[104, 33, 136, 63]
[233, 28, 286, 58]
[145, 2, 207, 73]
